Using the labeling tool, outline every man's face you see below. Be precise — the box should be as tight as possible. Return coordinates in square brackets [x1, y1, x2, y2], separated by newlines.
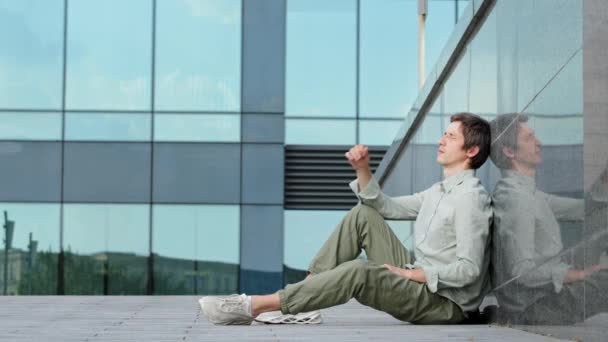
[513, 122, 542, 168]
[437, 121, 469, 168]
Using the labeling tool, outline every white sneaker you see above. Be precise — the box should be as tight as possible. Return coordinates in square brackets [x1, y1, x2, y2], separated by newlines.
[255, 310, 322, 324]
[199, 294, 253, 325]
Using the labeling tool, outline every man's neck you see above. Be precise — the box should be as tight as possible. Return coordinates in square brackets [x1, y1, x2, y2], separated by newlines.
[512, 162, 536, 178]
[443, 165, 470, 179]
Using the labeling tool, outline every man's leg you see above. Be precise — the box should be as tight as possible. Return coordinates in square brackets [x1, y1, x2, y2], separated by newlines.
[308, 204, 411, 275]
[274, 259, 464, 324]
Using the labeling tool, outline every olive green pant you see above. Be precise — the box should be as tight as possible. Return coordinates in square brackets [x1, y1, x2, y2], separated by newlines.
[278, 204, 465, 324]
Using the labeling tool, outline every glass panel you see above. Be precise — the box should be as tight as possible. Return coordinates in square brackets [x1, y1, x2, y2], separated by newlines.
[153, 205, 239, 295]
[358, 120, 403, 146]
[0, 203, 60, 295]
[0, 1, 64, 109]
[286, 0, 356, 117]
[154, 114, 240, 142]
[0, 113, 62, 140]
[283, 210, 347, 284]
[63, 143, 151, 203]
[155, 0, 241, 111]
[285, 119, 356, 145]
[0, 142, 62, 202]
[63, 204, 149, 295]
[65, 113, 151, 141]
[65, 0, 152, 110]
[494, 0, 582, 113]
[359, 0, 417, 118]
[153, 143, 240, 204]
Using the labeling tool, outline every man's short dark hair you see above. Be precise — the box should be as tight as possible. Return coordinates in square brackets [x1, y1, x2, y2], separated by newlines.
[450, 112, 491, 169]
[489, 113, 529, 169]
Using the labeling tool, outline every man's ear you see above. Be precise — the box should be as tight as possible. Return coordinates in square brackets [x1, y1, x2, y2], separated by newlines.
[502, 146, 515, 159]
[466, 145, 480, 159]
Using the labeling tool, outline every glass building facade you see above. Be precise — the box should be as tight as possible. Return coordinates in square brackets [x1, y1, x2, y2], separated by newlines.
[379, 0, 607, 339]
[0, 0, 466, 296]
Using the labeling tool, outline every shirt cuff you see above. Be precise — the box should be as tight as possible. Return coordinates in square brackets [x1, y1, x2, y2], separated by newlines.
[349, 177, 381, 199]
[423, 266, 439, 293]
[551, 263, 570, 293]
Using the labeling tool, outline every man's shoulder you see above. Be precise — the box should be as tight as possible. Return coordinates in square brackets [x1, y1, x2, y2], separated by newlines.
[457, 176, 490, 197]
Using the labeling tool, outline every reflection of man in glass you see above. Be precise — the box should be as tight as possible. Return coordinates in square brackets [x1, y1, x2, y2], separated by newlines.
[490, 113, 608, 324]
[200, 113, 493, 325]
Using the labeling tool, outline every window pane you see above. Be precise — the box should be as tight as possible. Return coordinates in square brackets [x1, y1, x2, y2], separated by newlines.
[0, 203, 60, 295]
[155, 0, 241, 111]
[0, 1, 64, 109]
[63, 143, 151, 203]
[65, 113, 151, 141]
[0, 142, 62, 202]
[153, 205, 239, 295]
[0, 113, 61, 140]
[286, 119, 356, 145]
[154, 114, 240, 142]
[66, 0, 152, 110]
[286, 0, 356, 117]
[153, 143, 240, 203]
[63, 204, 149, 295]
[359, 0, 417, 118]
[359, 120, 403, 146]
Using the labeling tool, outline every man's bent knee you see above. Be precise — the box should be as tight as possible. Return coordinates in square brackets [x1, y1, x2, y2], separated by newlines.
[350, 204, 383, 220]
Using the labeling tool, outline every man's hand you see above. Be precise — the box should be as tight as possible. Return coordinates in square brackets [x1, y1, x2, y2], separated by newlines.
[564, 264, 605, 283]
[383, 264, 427, 283]
[345, 144, 370, 171]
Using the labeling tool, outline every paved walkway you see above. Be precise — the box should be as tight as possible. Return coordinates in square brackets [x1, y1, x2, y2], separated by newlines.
[0, 296, 565, 341]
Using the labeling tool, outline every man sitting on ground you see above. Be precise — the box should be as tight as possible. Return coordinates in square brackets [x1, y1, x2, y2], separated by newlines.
[200, 112, 493, 325]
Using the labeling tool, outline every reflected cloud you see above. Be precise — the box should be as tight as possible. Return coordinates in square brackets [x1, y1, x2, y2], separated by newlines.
[182, 0, 239, 24]
[157, 70, 239, 111]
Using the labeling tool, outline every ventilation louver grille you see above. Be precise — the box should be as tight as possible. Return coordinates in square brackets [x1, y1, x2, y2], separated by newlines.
[285, 145, 387, 210]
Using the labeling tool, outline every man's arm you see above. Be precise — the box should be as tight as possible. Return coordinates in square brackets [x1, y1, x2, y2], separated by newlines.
[345, 144, 423, 219]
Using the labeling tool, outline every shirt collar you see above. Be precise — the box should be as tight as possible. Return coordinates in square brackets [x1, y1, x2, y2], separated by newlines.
[440, 169, 475, 193]
[500, 169, 536, 189]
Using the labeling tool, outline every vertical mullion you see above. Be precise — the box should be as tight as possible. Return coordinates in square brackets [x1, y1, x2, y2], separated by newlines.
[355, 0, 361, 144]
[57, 0, 69, 296]
[237, 0, 245, 294]
[147, 0, 157, 295]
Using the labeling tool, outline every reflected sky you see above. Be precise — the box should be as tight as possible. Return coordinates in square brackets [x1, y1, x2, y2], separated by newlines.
[286, 0, 357, 117]
[0, 0, 63, 109]
[359, 120, 403, 146]
[0, 113, 62, 140]
[65, 113, 151, 141]
[65, 0, 152, 110]
[155, 0, 241, 111]
[359, 0, 417, 118]
[154, 114, 240, 142]
[63, 204, 149, 256]
[285, 119, 356, 145]
[153, 205, 239, 263]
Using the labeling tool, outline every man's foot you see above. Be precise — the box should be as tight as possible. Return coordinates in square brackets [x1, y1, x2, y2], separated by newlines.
[199, 294, 253, 325]
[255, 310, 322, 324]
